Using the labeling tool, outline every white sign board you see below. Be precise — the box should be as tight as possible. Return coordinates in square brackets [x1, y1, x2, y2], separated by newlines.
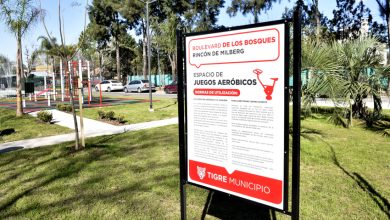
[185, 22, 287, 210]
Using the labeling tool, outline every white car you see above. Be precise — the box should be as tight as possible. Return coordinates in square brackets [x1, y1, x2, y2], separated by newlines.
[124, 80, 156, 93]
[95, 80, 123, 92]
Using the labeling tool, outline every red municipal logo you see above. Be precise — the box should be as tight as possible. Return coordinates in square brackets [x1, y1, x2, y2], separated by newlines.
[197, 166, 206, 180]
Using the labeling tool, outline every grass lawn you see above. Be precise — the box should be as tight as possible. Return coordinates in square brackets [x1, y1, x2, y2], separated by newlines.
[383, 108, 390, 116]
[0, 108, 71, 143]
[0, 116, 389, 219]
[80, 97, 178, 125]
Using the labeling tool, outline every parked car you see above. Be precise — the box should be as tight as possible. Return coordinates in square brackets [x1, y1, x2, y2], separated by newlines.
[124, 80, 156, 93]
[164, 81, 177, 94]
[95, 80, 123, 92]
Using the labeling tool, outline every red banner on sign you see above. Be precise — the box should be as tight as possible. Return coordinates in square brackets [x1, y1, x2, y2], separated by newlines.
[189, 160, 282, 204]
[193, 88, 240, 96]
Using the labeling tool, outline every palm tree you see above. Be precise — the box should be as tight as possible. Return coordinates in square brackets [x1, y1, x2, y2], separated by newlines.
[301, 37, 384, 128]
[301, 39, 341, 116]
[37, 36, 58, 78]
[0, 0, 41, 116]
[330, 36, 383, 127]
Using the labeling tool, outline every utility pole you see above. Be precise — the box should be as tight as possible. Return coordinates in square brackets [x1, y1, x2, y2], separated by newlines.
[139, 0, 156, 112]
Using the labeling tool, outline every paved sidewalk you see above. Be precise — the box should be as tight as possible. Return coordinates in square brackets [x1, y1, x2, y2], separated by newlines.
[0, 109, 178, 153]
[29, 109, 119, 131]
[313, 97, 390, 109]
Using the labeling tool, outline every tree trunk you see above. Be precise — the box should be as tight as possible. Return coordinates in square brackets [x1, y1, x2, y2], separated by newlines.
[16, 36, 23, 117]
[143, 33, 148, 80]
[116, 42, 121, 82]
[387, 14, 390, 92]
[68, 61, 80, 150]
[168, 53, 177, 81]
[349, 102, 353, 127]
[315, 0, 320, 43]
[253, 8, 259, 24]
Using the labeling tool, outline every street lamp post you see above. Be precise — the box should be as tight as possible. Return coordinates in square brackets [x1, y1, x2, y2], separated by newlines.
[140, 0, 156, 112]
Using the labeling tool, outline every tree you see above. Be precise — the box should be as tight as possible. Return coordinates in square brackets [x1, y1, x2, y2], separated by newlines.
[37, 36, 58, 75]
[301, 39, 341, 116]
[313, 0, 319, 41]
[24, 46, 39, 75]
[88, 0, 127, 82]
[375, 0, 390, 52]
[0, 0, 41, 116]
[227, 0, 278, 24]
[40, 0, 86, 150]
[331, 37, 383, 127]
[282, 1, 330, 41]
[0, 54, 15, 77]
[185, 0, 225, 31]
[330, 0, 373, 40]
[118, 0, 155, 80]
[152, 14, 179, 80]
[375, 0, 390, 93]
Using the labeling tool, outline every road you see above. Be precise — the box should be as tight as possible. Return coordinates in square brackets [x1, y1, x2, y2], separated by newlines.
[92, 90, 177, 99]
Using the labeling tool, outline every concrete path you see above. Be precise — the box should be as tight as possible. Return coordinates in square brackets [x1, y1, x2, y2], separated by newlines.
[29, 109, 119, 132]
[0, 109, 178, 153]
[313, 97, 390, 109]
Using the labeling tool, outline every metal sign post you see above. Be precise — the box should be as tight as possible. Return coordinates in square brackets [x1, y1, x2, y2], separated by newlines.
[292, 7, 302, 220]
[177, 29, 187, 220]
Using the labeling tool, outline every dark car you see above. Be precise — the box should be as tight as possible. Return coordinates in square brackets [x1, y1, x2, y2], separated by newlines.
[164, 81, 177, 94]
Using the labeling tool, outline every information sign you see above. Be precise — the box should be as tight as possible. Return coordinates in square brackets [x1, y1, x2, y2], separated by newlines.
[185, 22, 288, 210]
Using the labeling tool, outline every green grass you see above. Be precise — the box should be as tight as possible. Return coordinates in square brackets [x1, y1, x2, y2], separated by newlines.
[0, 117, 389, 219]
[298, 116, 390, 219]
[0, 108, 71, 143]
[383, 108, 390, 116]
[81, 97, 178, 124]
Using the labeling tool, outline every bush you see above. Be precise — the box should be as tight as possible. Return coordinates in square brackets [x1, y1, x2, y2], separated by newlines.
[97, 110, 115, 120]
[98, 110, 105, 119]
[105, 111, 115, 120]
[65, 104, 73, 112]
[116, 114, 126, 124]
[37, 111, 53, 123]
[56, 103, 73, 112]
[56, 103, 63, 110]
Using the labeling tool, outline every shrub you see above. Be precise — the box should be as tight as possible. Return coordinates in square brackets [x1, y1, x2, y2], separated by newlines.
[97, 110, 105, 119]
[37, 111, 53, 123]
[56, 103, 63, 110]
[116, 114, 126, 124]
[65, 104, 73, 112]
[105, 111, 115, 120]
[97, 110, 115, 120]
[56, 103, 73, 112]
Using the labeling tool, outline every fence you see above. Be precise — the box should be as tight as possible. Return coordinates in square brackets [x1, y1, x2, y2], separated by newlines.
[127, 74, 174, 87]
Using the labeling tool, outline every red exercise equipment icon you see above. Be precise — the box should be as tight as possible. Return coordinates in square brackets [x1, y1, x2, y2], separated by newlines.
[253, 69, 278, 100]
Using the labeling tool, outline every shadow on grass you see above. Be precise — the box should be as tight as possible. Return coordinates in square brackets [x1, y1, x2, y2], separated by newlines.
[201, 191, 277, 220]
[327, 142, 390, 218]
[0, 126, 180, 218]
[154, 100, 177, 111]
[0, 146, 106, 212]
[364, 120, 390, 137]
[289, 125, 324, 141]
[0, 146, 23, 154]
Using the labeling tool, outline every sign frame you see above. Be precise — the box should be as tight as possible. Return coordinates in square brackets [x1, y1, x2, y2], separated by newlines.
[177, 9, 301, 220]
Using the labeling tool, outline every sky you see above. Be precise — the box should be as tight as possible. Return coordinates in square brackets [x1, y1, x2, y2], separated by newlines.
[0, 0, 385, 62]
